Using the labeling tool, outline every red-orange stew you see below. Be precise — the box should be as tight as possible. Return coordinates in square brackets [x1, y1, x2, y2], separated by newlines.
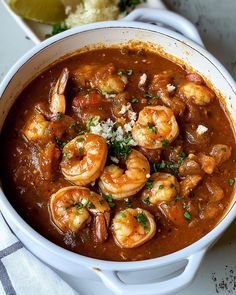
[0, 46, 235, 261]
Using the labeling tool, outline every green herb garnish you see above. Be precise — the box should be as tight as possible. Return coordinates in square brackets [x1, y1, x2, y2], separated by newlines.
[117, 69, 133, 76]
[175, 195, 183, 201]
[78, 130, 85, 135]
[229, 178, 235, 186]
[159, 184, 164, 189]
[126, 69, 133, 76]
[143, 197, 151, 205]
[77, 137, 85, 142]
[144, 92, 160, 99]
[79, 147, 84, 155]
[54, 136, 66, 150]
[45, 23, 68, 38]
[109, 137, 131, 160]
[184, 211, 191, 221]
[101, 90, 107, 96]
[56, 112, 64, 120]
[136, 211, 149, 233]
[131, 97, 139, 104]
[162, 139, 169, 148]
[63, 151, 70, 157]
[69, 122, 78, 129]
[87, 201, 96, 209]
[74, 202, 85, 210]
[147, 122, 157, 134]
[103, 193, 116, 208]
[119, 212, 127, 218]
[146, 181, 153, 189]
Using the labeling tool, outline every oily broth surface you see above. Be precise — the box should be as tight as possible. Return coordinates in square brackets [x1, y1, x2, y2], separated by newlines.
[0, 48, 235, 261]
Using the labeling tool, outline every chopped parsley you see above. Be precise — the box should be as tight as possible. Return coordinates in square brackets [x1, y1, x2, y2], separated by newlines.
[54, 136, 66, 150]
[136, 211, 149, 233]
[143, 197, 151, 205]
[87, 201, 96, 209]
[131, 97, 139, 104]
[109, 137, 131, 160]
[159, 184, 164, 189]
[184, 211, 191, 221]
[117, 69, 133, 76]
[144, 92, 160, 99]
[175, 195, 183, 201]
[176, 151, 186, 166]
[69, 122, 78, 129]
[229, 178, 235, 186]
[87, 116, 100, 131]
[119, 212, 127, 218]
[55, 112, 64, 120]
[101, 90, 107, 97]
[145, 181, 153, 189]
[77, 137, 85, 142]
[126, 69, 133, 76]
[74, 202, 85, 210]
[103, 193, 116, 208]
[45, 23, 68, 38]
[162, 139, 169, 148]
[124, 198, 132, 208]
[63, 151, 70, 157]
[152, 160, 179, 175]
[78, 130, 85, 135]
[147, 122, 157, 134]
[79, 147, 84, 155]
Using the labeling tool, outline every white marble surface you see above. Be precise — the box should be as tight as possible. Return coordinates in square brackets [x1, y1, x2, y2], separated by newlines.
[1, 1, 236, 294]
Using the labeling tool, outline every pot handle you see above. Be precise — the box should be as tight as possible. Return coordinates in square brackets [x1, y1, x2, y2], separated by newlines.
[94, 249, 206, 295]
[123, 8, 203, 47]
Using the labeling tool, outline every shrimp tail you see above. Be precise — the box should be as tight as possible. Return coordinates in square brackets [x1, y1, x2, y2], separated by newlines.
[94, 213, 110, 243]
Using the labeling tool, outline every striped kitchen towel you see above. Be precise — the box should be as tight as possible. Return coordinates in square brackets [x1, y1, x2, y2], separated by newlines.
[0, 213, 78, 295]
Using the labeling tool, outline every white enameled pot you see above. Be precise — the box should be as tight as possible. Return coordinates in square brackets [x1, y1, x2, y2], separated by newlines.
[0, 8, 236, 295]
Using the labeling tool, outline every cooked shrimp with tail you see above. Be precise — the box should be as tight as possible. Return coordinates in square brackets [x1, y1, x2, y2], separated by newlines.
[50, 186, 110, 242]
[61, 134, 108, 186]
[132, 106, 179, 149]
[112, 208, 156, 248]
[99, 149, 150, 199]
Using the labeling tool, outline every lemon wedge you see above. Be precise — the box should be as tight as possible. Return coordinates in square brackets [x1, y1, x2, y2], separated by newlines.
[8, 0, 66, 24]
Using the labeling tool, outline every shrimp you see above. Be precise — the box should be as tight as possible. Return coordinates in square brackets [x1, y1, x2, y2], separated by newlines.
[22, 112, 50, 142]
[132, 106, 179, 149]
[49, 67, 69, 115]
[99, 149, 150, 199]
[141, 173, 179, 205]
[71, 63, 127, 93]
[149, 70, 186, 116]
[112, 208, 156, 248]
[179, 82, 215, 105]
[50, 186, 110, 242]
[61, 134, 108, 186]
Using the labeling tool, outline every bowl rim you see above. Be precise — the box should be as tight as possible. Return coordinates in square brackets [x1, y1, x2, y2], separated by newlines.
[0, 20, 236, 271]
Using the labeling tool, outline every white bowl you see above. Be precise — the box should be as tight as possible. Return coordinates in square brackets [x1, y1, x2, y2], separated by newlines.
[0, 8, 236, 295]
